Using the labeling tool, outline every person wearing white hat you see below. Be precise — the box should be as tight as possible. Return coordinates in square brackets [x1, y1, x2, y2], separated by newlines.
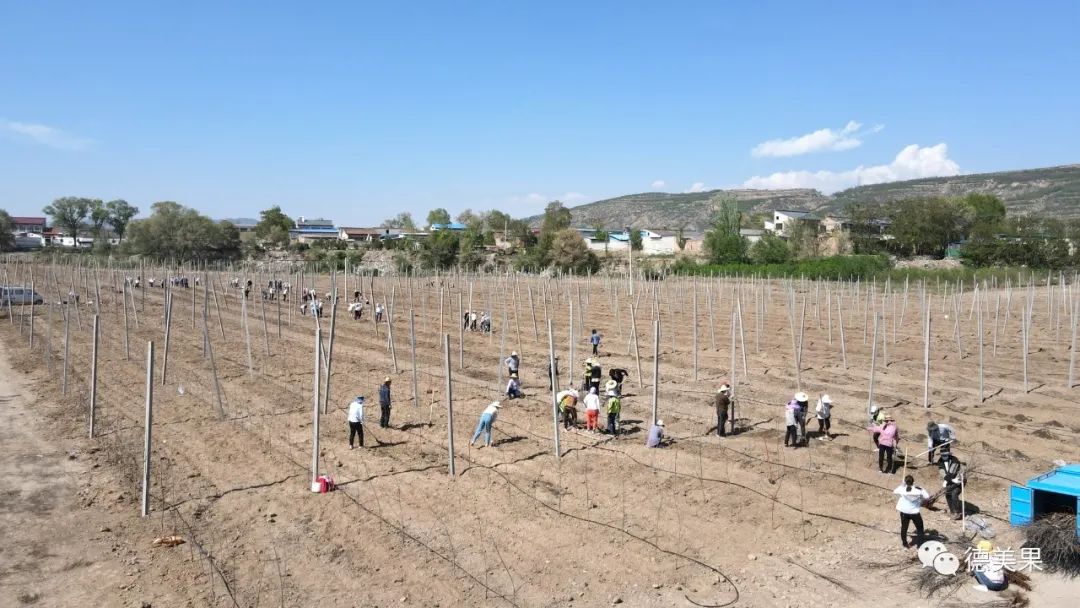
[605, 389, 621, 435]
[786, 392, 808, 447]
[815, 394, 834, 440]
[646, 419, 666, 448]
[715, 385, 731, 438]
[469, 401, 502, 447]
[347, 395, 365, 449]
[505, 351, 520, 377]
[505, 372, 523, 400]
[583, 386, 601, 432]
[378, 377, 393, 428]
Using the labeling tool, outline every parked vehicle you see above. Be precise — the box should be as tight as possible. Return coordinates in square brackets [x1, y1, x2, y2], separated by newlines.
[0, 286, 45, 306]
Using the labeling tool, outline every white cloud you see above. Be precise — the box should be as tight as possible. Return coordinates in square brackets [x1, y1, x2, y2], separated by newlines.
[751, 120, 877, 158]
[742, 143, 960, 193]
[686, 182, 706, 193]
[651, 180, 666, 189]
[0, 119, 91, 150]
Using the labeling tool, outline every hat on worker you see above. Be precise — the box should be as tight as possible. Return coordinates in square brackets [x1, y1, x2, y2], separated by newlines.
[719, 384, 731, 393]
[605, 379, 618, 390]
[355, 395, 365, 402]
[510, 372, 518, 378]
[977, 540, 993, 552]
[492, 401, 502, 408]
[590, 386, 597, 394]
[656, 419, 665, 427]
[884, 414, 895, 421]
[511, 351, 518, 356]
[384, 376, 392, 383]
[606, 389, 617, 397]
[794, 392, 808, 402]
[821, 394, 832, 404]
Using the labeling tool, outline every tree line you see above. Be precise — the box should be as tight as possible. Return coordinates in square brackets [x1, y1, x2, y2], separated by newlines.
[696, 193, 1080, 270]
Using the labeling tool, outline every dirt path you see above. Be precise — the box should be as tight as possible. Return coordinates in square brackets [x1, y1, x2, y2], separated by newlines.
[0, 341, 198, 607]
[0, 341, 123, 605]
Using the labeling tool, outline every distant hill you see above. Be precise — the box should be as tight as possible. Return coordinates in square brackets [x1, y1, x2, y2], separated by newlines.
[530, 164, 1080, 231]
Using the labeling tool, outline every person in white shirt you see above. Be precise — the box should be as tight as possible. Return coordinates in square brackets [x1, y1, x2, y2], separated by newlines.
[469, 402, 502, 447]
[894, 474, 930, 548]
[815, 394, 834, 440]
[347, 396, 365, 449]
[583, 387, 601, 432]
[506, 373, 523, 399]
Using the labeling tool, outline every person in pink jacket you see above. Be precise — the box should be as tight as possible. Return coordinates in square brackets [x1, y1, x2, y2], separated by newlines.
[868, 414, 900, 474]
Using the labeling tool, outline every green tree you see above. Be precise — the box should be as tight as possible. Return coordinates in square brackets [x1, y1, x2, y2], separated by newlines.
[961, 193, 1006, 238]
[0, 210, 14, 251]
[382, 212, 416, 231]
[458, 223, 485, 269]
[124, 201, 240, 261]
[105, 199, 139, 241]
[592, 224, 610, 252]
[456, 209, 481, 227]
[426, 208, 451, 227]
[43, 196, 92, 237]
[421, 229, 460, 270]
[255, 205, 295, 246]
[704, 198, 746, 263]
[749, 234, 791, 264]
[787, 218, 819, 259]
[484, 210, 512, 232]
[536, 201, 573, 265]
[887, 198, 967, 257]
[549, 228, 599, 274]
[845, 202, 888, 254]
[88, 199, 110, 241]
[629, 228, 642, 251]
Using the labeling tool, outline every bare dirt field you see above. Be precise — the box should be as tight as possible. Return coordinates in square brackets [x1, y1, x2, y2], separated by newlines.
[1, 266, 1078, 607]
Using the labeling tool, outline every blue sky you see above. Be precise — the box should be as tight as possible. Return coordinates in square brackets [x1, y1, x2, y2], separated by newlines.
[2, 1, 1078, 226]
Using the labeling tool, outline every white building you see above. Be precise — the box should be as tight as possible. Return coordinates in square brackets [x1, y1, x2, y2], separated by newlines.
[764, 210, 820, 238]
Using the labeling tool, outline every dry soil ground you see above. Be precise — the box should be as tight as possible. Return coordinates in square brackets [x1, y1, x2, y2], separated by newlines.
[1, 269, 1078, 608]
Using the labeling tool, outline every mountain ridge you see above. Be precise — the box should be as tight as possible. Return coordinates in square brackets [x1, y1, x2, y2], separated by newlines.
[529, 164, 1080, 231]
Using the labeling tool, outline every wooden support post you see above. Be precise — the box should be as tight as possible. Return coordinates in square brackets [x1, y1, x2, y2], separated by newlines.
[161, 289, 173, 386]
[386, 297, 399, 373]
[311, 326, 322, 491]
[323, 296, 338, 413]
[242, 293, 254, 376]
[692, 283, 698, 382]
[62, 304, 70, 395]
[868, 312, 879, 416]
[547, 320, 561, 458]
[141, 341, 154, 517]
[651, 315, 660, 427]
[458, 292, 464, 370]
[202, 311, 226, 419]
[409, 309, 419, 409]
[978, 287, 985, 402]
[630, 302, 643, 388]
[89, 314, 99, 438]
[924, 295, 931, 408]
[444, 334, 456, 476]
